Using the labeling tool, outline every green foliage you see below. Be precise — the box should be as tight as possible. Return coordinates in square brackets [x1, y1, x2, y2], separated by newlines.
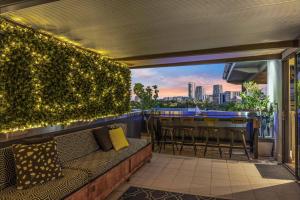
[0, 18, 131, 133]
[133, 83, 159, 110]
[297, 81, 300, 107]
[238, 81, 270, 113]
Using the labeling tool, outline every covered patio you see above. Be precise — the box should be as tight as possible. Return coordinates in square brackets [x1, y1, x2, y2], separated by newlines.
[1, 1, 300, 200]
[110, 153, 297, 200]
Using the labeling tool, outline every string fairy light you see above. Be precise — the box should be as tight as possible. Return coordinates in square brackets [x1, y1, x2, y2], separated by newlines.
[0, 17, 131, 134]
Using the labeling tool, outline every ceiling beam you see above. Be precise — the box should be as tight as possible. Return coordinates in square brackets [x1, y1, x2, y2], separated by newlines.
[129, 53, 282, 69]
[0, 0, 58, 14]
[116, 40, 298, 61]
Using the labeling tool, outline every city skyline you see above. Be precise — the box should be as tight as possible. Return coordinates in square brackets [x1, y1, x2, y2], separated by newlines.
[131, 64, 241, 98]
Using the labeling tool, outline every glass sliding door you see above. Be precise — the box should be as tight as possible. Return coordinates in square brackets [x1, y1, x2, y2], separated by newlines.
[283, 55, 298, 176]
[296, 54, 300, 179]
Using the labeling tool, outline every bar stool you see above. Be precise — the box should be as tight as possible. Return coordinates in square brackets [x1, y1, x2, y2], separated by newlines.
[179, 117, 197, 155]
[145, 115, 156, 151]
[159, 117, 176, 155]
[229, 118, 249, 160]
[171, 117, 181, 150]
[203, 118, 222, 158]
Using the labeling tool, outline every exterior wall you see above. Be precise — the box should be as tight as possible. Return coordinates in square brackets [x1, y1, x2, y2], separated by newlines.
[267, 60, 283, 162]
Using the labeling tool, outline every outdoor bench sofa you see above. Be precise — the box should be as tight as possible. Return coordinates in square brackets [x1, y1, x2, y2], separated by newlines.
[0, 124, 152, 200]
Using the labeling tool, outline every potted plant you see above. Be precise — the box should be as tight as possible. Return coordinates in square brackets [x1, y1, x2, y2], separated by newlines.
[132, 83, 159, 137]
[239, 81, 274, 156]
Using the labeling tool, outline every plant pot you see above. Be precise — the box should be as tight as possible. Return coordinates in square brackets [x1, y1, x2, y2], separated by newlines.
[258, 138, 274, 157]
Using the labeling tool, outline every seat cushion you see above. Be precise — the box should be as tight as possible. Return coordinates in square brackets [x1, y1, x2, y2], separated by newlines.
[12, 140, 63, 190]
[0, 146, 16, 190]
[0, 169, 89, 200]
[63, 138, 149, 180]
[55, 129, 99, 163]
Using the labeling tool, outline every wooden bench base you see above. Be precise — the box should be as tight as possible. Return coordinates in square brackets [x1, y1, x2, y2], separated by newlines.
[65, 144, 152, 200]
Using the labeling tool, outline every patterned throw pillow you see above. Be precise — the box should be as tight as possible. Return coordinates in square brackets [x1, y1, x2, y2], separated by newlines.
[12, 140, 63, 190]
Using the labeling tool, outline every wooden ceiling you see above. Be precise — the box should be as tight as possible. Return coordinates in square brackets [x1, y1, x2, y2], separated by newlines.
[1, 0, 300, 68]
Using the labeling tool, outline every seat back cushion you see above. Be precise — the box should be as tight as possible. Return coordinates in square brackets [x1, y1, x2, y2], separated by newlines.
[0, 146, 16, 190]
[55, 129, 99, 163]
[93, 127, 113, 151]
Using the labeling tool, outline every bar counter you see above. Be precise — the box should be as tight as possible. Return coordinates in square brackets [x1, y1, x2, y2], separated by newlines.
[148, 110, 259, 158]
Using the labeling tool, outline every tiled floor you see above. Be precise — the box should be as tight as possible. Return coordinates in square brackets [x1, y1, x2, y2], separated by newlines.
[107, 153, 300, 200]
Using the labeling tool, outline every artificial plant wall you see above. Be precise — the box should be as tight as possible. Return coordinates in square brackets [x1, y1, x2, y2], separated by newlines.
[0, 18, 131, 133]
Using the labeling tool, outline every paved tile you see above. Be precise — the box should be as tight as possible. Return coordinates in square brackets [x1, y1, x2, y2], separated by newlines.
[113, 153, 300, 200]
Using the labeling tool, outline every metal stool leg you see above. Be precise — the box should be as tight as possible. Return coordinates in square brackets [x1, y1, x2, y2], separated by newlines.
[229, 131, 234, 158]
[241, 132, 250, 160]
[192, 134, 197, 156]
[160, 129, 167, 152]
[170, 130, 175, 155]
[217, 131, 222, 158]
[163, 131, 166, 150]
[204, 129, 209, 157]
[175, 128, 179, 151]
[159, 129, 164, 153]
[180, 131, 184, 154]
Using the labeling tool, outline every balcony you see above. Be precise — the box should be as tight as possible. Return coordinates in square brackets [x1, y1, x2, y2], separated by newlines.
[1, 1, 300, 200]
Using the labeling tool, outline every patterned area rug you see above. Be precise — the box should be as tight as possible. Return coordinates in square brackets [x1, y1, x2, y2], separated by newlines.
[119, 186, 228, 200]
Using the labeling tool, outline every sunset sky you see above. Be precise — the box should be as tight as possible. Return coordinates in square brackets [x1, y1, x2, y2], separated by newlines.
[131, 64, 242, 98]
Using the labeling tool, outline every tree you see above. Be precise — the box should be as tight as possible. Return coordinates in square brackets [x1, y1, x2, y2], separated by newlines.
[133, 83, 159, 110]
[238, 81, 270, 113]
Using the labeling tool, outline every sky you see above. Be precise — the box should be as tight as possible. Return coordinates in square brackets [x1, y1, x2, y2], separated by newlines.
[131, 64, 242, 98]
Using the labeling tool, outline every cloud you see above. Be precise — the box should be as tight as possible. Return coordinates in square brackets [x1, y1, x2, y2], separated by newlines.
[131, 66, 241, 98]
[131, 68, 157, 79]
[158, 87, 187, 97]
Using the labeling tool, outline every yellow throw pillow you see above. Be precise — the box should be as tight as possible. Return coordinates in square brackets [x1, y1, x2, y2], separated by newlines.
[109, 127, 129, 151]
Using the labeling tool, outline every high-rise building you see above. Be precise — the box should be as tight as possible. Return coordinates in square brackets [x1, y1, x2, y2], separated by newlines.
[213, 85, 223, 95]
[213, 85, 223, 104]
[195, 86, 205, 101]
[224, 91, 241, 103]
[204, 95, 213, 103]
[219, 93, 226, 104]
[188, 82, 195, 99]
[224, 91, 232, 103]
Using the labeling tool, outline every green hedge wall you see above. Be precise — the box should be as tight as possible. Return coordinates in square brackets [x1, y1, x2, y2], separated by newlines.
[0, 18, 131, 133]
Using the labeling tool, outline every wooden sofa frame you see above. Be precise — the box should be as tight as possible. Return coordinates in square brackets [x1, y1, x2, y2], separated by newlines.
[65, 144, 152, 200]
